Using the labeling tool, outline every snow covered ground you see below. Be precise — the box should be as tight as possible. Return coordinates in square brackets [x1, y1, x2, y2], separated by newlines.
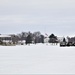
[0, 44, 75, 74]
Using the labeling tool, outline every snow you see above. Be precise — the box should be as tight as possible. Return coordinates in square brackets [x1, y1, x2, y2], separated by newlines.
[0, 35, 11, 37]
[0, 44, 75, 74]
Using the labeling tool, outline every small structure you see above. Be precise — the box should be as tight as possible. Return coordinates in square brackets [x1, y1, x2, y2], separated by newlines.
[60, 38, 66, 47]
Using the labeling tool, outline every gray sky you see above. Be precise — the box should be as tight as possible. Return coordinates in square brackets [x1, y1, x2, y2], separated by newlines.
[0, 0, 75, 36]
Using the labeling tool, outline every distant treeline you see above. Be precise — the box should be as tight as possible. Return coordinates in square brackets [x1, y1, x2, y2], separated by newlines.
[0, 31, 75, 46]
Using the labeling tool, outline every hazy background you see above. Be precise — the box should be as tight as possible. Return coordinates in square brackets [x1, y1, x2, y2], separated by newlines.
[0, 0, 75, 36]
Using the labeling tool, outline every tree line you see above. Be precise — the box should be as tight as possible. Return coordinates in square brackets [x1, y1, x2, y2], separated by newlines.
[0, 31, 58, 45]
[0, 31, 75, 46]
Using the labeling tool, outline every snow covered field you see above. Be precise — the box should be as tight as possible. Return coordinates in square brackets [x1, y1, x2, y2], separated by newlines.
[0, 44, 75, 74]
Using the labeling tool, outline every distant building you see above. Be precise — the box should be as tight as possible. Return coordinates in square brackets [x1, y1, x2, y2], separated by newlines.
[0, 35, 12, 45]
[0, 35, 12, 41]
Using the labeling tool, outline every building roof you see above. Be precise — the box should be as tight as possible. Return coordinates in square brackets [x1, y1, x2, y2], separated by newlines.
[0, 35, 11, 38]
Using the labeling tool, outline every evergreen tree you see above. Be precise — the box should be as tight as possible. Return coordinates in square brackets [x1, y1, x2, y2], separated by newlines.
[63, 38, 66, 42]
[49, 34, 56, 39]
[49, 33, 57, 43]
[26, 34, 32, 45]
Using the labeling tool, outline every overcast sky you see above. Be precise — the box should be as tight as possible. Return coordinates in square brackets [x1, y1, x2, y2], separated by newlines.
[0, 0, 75, 36]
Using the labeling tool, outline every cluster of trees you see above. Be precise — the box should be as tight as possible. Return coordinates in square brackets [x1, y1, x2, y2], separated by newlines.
[17, 32, 58, 45]
[18, 31, 45, 45]
[13, 31, 75, 46]
[8, 31, 59, 45]
[1, 31, 75, 46]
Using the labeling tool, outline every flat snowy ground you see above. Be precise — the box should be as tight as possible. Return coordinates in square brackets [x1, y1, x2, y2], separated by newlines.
[0, 44, 75, 74]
